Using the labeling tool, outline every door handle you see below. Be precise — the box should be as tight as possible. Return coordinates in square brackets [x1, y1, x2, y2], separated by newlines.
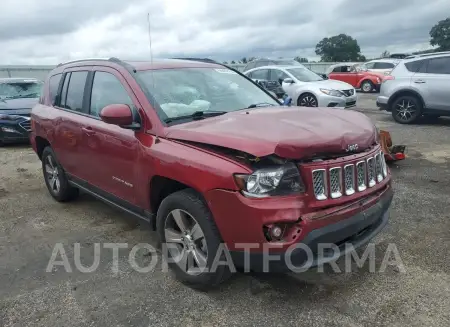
[414, 79, 426, 84]
[82, 126, 96, 135]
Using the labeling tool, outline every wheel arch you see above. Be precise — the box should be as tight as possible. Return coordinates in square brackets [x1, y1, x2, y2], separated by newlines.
[35, 136, 51, 160]
[387, 89, 425, 110]
[149, 175, 206, 230]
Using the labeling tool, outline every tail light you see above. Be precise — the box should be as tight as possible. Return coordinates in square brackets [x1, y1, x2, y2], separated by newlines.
[382, 75, 395, 83]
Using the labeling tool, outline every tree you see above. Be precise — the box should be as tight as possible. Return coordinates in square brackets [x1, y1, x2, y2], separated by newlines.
[223, 61, 228, 64]
[380, 50, 390, 58]
[315, 34, 363, 62]
[294, 56, 308, 63]
[241, 57, 247, 64]
[430, 17, 450, 50]
[231, 60, 236, 64]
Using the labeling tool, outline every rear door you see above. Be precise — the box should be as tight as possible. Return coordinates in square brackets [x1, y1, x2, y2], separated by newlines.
[52, 68, 92, 180]
[412, 56, 450, 111]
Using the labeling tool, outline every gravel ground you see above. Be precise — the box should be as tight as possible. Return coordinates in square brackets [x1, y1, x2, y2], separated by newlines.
[1, 94, 449, 327]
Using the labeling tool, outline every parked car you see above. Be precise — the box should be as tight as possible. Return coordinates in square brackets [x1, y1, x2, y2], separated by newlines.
[242, 58, 303, 72]
[0, 78, 43, 145]
[377, 52, 450, 124]
[364, 59, 400, 75]
[244, 65, 357, 108]
[31, 57, 393, 289]
[327, 63, 384, 93]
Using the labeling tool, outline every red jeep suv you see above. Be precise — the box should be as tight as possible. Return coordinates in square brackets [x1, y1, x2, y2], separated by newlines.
[30, 58, 393, 289]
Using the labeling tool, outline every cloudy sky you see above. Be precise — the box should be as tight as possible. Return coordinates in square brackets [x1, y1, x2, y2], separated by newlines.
[1, 0, 449, 65]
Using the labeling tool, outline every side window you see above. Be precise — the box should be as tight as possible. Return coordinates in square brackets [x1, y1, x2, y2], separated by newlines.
[332, 66, 342, 73]
[89, 71, 133, 117]
[64, 71, 88, 113]
[60, 73, 71, 108]
[365, 62, 375, 69]
[405, 59, 426, 73]
[374, 62, 395, 69]
[270, 69, 289, 83]
[48, 74, 62, 106]
[426, 57, 450, 74]
[250, 69, 269, 80]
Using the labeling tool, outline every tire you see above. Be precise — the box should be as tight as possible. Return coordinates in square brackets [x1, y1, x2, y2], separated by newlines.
[156, 189, 232, 290]
[297, 93, 318, 107]
[391, 95, 422, 124]
[360, 80, 374, 93]
[42, 146, 79, 202]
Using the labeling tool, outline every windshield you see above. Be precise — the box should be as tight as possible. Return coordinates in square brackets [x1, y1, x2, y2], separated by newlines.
[287, 68, 323, 82]
[137, 68, 280, 122]
[0, 81, 43, 99]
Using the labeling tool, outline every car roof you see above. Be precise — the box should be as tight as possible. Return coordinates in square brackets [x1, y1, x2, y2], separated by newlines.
[247, 65, 305, 71]
[0, 77, 42, 83]
[366, 58, 399, 63]
[53, 58, 223, 74]
[403, 52, 450, 60]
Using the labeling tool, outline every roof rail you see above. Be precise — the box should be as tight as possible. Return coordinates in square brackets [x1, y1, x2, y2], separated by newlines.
[56, 57, 136, 73]
[407, 51, 450, 59]
[171, 57, 218, 64]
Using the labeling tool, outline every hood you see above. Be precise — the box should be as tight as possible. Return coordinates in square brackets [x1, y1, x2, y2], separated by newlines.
[313, 79, 354, 90]
[0, 97, 39, 110]
[165, 107, 377, 159]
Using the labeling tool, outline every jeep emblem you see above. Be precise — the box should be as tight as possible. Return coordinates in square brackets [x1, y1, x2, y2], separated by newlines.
[346, 144, 359, 152]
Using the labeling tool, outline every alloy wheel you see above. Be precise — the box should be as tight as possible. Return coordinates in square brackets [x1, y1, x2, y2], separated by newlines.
[45, 155, 61, 194]
[164, 209, 208, 276]
[299, 96, 317, 107]
[362, 82, 372, 92]
[395, 99, 416, 122]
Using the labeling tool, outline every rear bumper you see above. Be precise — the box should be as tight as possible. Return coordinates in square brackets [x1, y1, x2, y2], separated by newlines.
[229, 187, 393, 272]
[377, 95, 390, 111]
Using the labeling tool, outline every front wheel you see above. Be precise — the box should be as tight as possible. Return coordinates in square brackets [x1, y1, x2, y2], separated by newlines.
[360, 80, 374, 93]
[157, 189, 232, 290]
[391, 95, 422, 124]
[298, 93, 318, 107]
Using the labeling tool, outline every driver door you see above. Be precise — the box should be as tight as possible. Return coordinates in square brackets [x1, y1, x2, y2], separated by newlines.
[81, 67, 143, 206]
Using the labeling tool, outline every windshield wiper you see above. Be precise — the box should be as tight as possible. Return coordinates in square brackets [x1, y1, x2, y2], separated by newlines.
[246, 102, 276, 108]
[164, 110, 228, 123]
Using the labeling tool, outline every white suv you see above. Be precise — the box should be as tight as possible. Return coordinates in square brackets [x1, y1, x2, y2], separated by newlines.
[365, 59, 400, 75]
[377, 52, 450, 123]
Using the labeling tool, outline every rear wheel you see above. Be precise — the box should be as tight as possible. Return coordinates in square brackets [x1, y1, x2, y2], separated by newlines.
[298, 93, 318, 107]
[157, 189, 232, 290]
[42, 146, 79, 202]
[360, 80, 374, 93]
[391, 95, 422, 124]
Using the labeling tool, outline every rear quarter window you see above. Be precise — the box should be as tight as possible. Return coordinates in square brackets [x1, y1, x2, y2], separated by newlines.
[49, 74, 62, 105]
[404, 60, 426, 73]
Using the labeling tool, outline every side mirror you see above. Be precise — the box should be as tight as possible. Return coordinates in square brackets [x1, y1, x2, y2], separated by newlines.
[100, 104, 139, 129]
[283, 78, 294, 84]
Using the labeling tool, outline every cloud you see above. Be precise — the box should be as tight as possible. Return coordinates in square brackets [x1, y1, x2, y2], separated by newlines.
[0, 0, 449, 64]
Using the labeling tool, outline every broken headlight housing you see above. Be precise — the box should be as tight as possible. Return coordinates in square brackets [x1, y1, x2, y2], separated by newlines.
[234, 162, 305, 198]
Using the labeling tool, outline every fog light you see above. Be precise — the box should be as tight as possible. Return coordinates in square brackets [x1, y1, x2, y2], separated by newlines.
[271, 226, 283, 239]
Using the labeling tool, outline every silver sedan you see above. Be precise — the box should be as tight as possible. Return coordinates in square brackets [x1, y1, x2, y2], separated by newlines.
[244, 65, 357, 108]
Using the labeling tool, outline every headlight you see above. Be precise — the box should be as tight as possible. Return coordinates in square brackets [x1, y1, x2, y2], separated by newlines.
[234, 162, 305, 198]
[0, 114, 22, 121]
[376, 77, 381, 83]
[1, 126, 20, 133]
[320, 89, 343, 97]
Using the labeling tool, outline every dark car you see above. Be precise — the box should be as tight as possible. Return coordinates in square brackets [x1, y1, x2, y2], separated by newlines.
[0, 78, 43, 145]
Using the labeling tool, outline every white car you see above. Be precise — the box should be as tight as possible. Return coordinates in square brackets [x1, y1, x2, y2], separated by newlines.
[244, 65, 357, 108]
[364, 59, 400, 75]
